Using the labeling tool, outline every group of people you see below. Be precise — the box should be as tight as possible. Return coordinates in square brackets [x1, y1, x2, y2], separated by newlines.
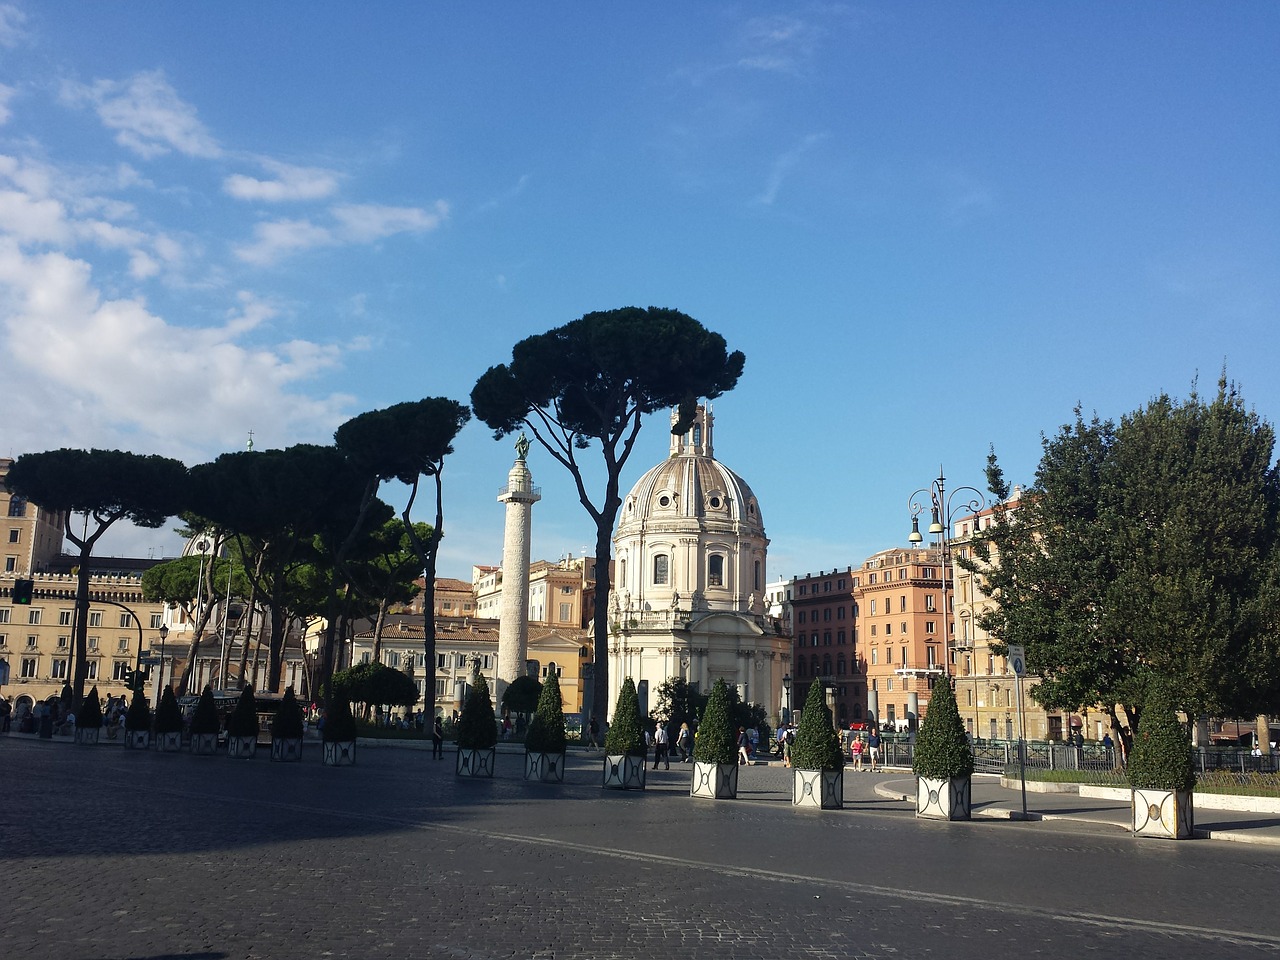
[845, 725, 882, 772]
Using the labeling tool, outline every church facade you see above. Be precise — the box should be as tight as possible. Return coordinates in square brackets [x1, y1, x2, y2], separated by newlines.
[607, 406, 791, 722]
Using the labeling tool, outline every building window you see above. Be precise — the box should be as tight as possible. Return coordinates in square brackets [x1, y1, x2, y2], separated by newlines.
[58, 610, 72, 626]
[4, 557, 13, 572]
[0, 634, 5, 647]
[870, 625, 877, 637]
[0, 609, 8, 624]
[57, 636, 68, 648]
[7, 529, 18, 543]
[85, 660, 98, 680]
[823, 631, 832, 646]
[901, 622, 907, 634]
[112, 660, 131, 681]
[437, 653, 447, 669]
[117, 638, 129, 652]
[435, 679, 447, 698]
[88, 611, 102, 627]
[900, 596, 906, 613]
[21, 657, 38, 678]
[25, 635, 37, 649]
[925, 595, 936, 612]
[88, 637, 98, 651]
[150, 613, 164, 629]
[887, 677, 894, 691]
[869, 573, 877, 584]
[51, 657, 68, 679]
[901, 647, 907, 665]
[708, 554, 724, 587]
[455, 654, 467, 669]
[837, 606, 845, 620]
[925, 621, 936, 634]
[118, 613, 131, 628]
[559, 603, 571, 622]
[885, 623, 892, 635]
[871, 648, 878, 665]
[870, 600, 877, 615]
[823, 609, 831, 622]
[8, 496, 27, 517]
[653, 554, 669, 585]
[837, 630, 846, 644]
[837, 656, 846, 675]
[754, 560, 761, 591]
[27, 609, 40, 625]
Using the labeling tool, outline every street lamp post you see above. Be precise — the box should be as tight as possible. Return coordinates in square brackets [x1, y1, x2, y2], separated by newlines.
[907, 467, 986, 696]
[781, 673, 792, 724]
[155, 624, 169, 709]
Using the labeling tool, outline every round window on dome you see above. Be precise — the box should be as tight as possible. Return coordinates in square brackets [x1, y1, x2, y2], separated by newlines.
[709, 497, 721, 508]
[659, 495, 671, 507]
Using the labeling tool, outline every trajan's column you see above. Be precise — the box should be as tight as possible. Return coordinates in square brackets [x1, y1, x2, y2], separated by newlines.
[496, 433, 540, 707]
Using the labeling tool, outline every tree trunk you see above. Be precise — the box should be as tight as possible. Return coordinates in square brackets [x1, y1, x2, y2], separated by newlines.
[371, 597, 390, 666]
[1258, 714, 1273, 755]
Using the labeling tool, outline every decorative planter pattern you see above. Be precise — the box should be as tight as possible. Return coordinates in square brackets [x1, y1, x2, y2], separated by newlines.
[1132, 788, 1194, 839]
[323, 740, 357, 766]
[271, 737, 304, 762]
[228, 735, 257, 759]
[74, 727, 101, 746]
[124, 730, 151, 750]
[456, 747, 497, 777]
[190, 733, 220, 755]
[690, 761, 738, 799]
[602, 754, 647, 790]
[524, 751, 565, 782]
[156, 731, 183, 752]
[793, 768, 844, 809]
[916, 775, 972, 820]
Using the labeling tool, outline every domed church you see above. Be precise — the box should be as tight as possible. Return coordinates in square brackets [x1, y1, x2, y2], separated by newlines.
[607, 404, 791, 721]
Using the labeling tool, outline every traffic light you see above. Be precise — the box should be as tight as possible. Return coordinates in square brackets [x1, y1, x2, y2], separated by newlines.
[12, 578, 34, 605]
[120, 666, 134, 688]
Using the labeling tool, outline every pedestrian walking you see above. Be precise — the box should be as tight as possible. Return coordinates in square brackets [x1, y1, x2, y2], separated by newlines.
[432, 715, 444, 760]
[653, 722, 670, 769]
[737, 726, 751, 766]
[867, 726, 881, 772]
[586, 715, 600, 750]
[677, 722, 692, 762]
[851, 733, 865, 771]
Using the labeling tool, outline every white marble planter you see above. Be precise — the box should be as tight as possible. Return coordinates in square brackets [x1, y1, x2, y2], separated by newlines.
[124, 729, 151, 750]
[524, 751, 565, 782]
[156, 731, 183, 752]
[190, 732, 220, 755]
[323, 740, 357, 766]
[1132, 788, 1194, 839]
[456, 746, 497, 777]
[916, 775, 972, 820]
[690, 761, 738, 799]
[74, 727, 100, 745]
[271, 737, 304, 762]
[228, 735, 257, 759]
[793, 768, 844, 809]
[602, 754, 647, 790]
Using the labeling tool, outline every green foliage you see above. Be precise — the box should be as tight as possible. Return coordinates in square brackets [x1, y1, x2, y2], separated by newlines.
[790, 681, 844, 771]
[78, 686, 102, 729]
[692, 678, 736, 764]
[155, 686, 183, 734]
[322, 695, 359, 742]
[501, 675, 543, 716]
[124, 688, 151, 732]
[190, 685, 221, 735]
[456, 674, 498, 750]
[525, 671, 567, 754]
[604, 677, 645, 756]
[332, 661, 420, 709]
[654, 676, 707, 734]
[1127, 684, 1196, 792]
[226, 686, 259, 738]
[272, 686, 305, 739]
[4, 448, 188, 528]
[912, 680, 974, 779]
[967, 377, 1280, 748]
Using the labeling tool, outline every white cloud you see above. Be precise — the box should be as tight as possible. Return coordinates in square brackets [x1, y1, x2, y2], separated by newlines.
[0, 83, 15, 124]
[224, 159, 341, 202]
[61, 70, 221, 159]
[0, 4, 26, 47]
[737, 15, 824, 75]
[755, 132, 827, 205]
[235, 200, 448, 265]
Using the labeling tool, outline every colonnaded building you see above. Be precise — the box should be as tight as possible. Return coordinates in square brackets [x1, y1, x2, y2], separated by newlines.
[606, 405, 791, 718]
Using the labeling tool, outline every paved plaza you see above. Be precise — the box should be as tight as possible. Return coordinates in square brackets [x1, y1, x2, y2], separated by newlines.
[3, 736, 1280, 960]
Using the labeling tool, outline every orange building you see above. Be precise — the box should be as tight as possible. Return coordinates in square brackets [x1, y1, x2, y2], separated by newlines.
[855, 547, 948, 732]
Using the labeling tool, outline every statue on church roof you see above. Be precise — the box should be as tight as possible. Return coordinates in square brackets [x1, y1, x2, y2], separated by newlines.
[515, 432, 530, 462]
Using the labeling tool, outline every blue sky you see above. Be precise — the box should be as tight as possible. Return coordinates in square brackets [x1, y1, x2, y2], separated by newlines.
[1, 3, 1277, 582]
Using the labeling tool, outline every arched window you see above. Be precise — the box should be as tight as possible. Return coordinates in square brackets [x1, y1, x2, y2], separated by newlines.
[708, 554, 724, 586]
[796, 658, 806, 678]
[810, 654, 819, 675]
[653, 554, 669, 585]
[837, 655, 847, 675]
[822, 656, 832, 675]
[753, 560, 761, 591]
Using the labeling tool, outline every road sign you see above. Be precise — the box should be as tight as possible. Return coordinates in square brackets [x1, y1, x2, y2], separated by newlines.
[1008, 644, 1026, 677]
[140, 656, 161, 666]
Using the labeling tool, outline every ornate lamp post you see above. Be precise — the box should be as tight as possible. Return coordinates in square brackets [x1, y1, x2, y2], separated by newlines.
[907, 467, 986, 698]
[781, 673, 792, 724]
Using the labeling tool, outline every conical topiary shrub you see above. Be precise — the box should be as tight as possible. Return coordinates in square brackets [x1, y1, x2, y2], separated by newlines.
[190, 685, 220, 736]
[227, 687, 259, 738]
[457, 675, 498, 750]
[693, 678, 736, 765]
[790, 680, 844, 771]
[1127, 683, 1196, 792]
[323, 694, 358, 742]
[155, 686, 183, 735]
[912, 679, 972, 820]
[124, 688, 151, 732]
[525, 673, 565, 755]
[912, 679, 973, 779]
[604, 678, 645, 757]
[273, 686, 305, 739]
[79, 686, 103, 730]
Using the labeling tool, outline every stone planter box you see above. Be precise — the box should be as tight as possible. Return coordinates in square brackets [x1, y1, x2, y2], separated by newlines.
[1132, 788, 1194, 839]
[75, 727, 100, 746]
[916, 775, 972, 820]
[124, 729, 151, 750]
[271, 737, 304, 762]
[456, 747, 497, 777]
[323, 740, 357, 766]
[190, 732, 220, 755]
[793, 768, 844, 809]
[227, 735, 257, 759]
[690, 761, 738, 799]
[602, 754, 646, 790]
[156, 731, 183, 752]
[524, 751, 565, 782]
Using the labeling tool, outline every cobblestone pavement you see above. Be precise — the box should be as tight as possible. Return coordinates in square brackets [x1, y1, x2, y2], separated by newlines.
[3, 738, 1279, 960]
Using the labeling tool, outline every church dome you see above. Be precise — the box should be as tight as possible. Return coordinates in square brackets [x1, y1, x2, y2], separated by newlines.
[613, 405, 768, 616]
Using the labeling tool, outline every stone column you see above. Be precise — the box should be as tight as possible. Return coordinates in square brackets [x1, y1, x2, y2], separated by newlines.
[496, 436, 540, 708]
